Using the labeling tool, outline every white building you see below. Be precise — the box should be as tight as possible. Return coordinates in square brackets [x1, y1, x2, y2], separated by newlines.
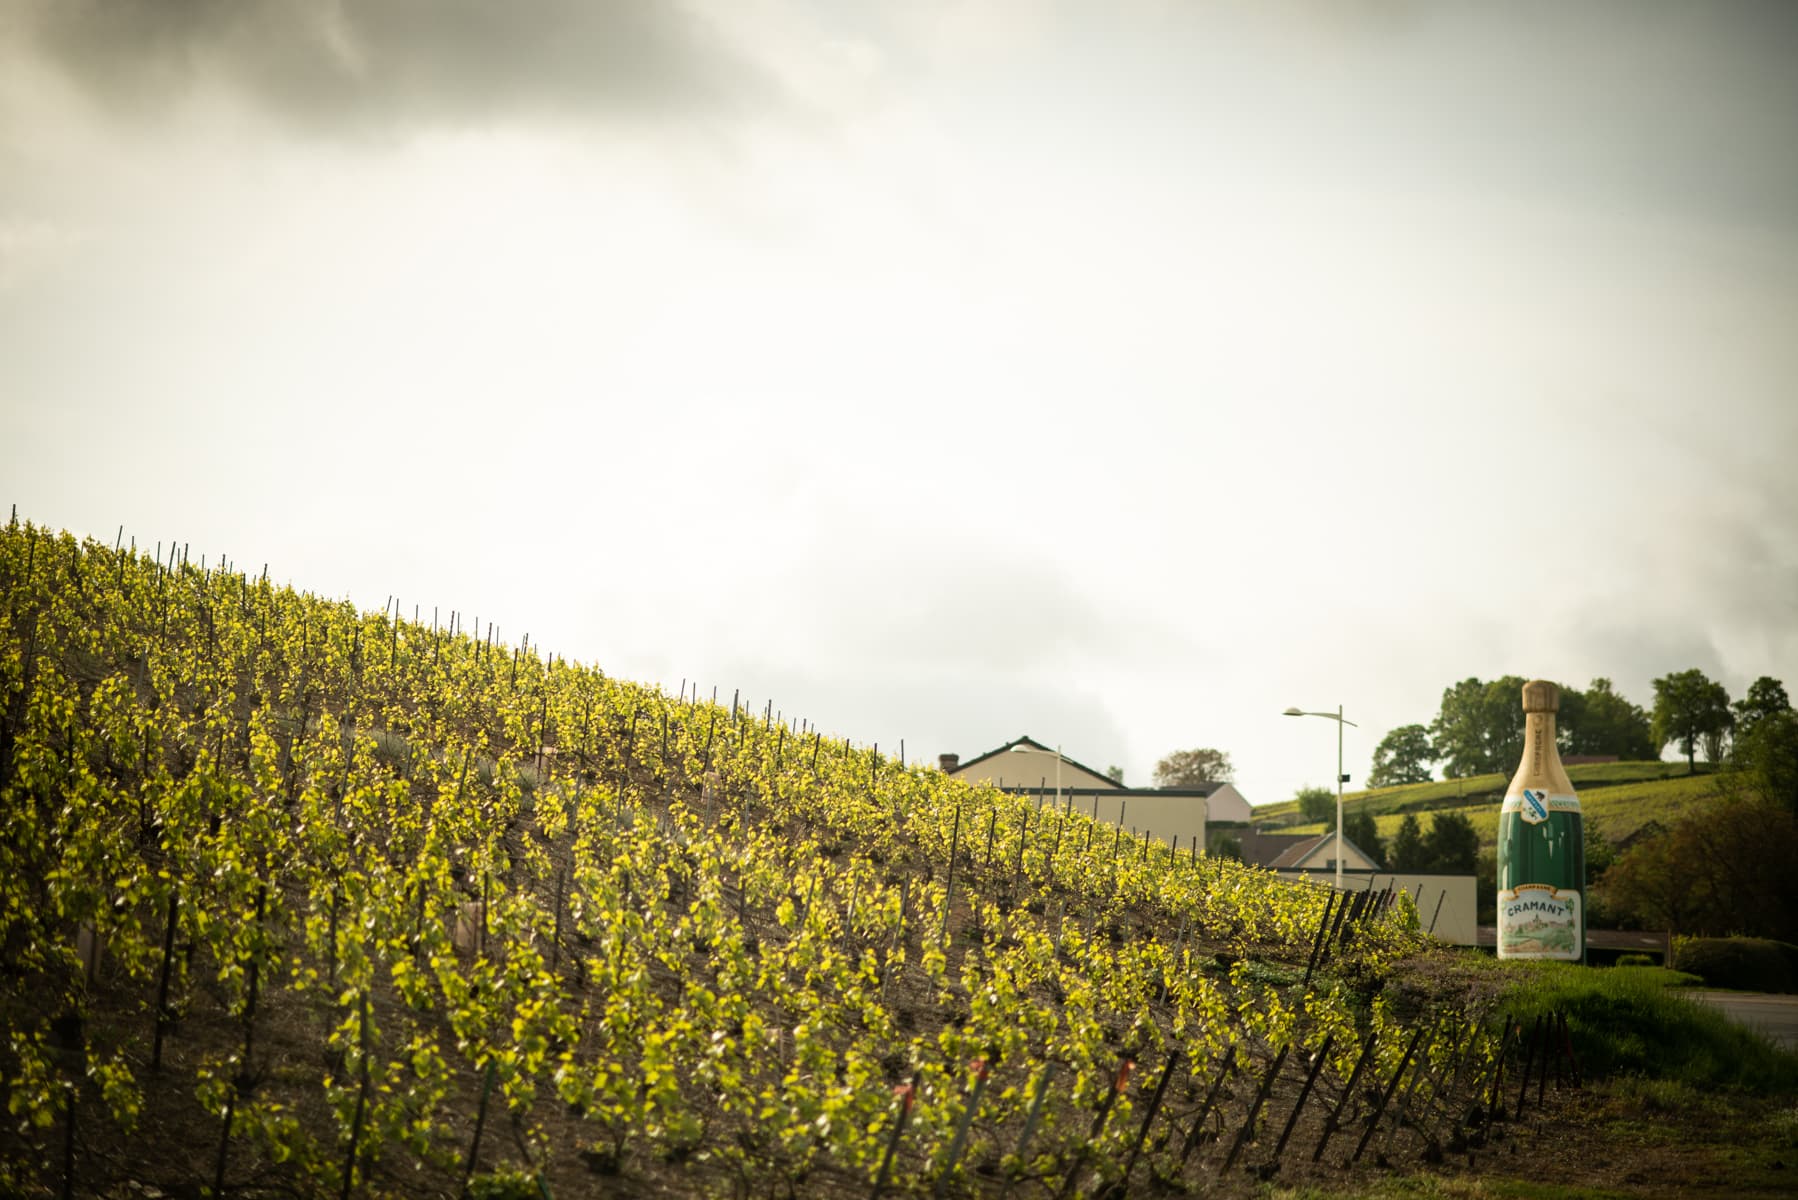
[941, 735, 1252, 855]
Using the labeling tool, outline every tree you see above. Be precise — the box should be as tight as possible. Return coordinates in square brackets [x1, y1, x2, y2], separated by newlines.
[1295, 785, 1334, 825]
[1105, 765, 1125, 785]
[1344, 810, 1384, 868]
[1390, 813, 1427, 871]
[1207, 828, 1243, 861]
[1385, 811, 1476, 873]
[1368, 725, 1433, 787]
[1598, 793, 1798, 941]
[1701, 725, 1731, 767]
[1597, 827, 1707, 934]
[1430, 676, 1527, 778]
[1153, 748, 1233, 787]
[1735, 708, 1798, 815]
[1584, 818, 1617, 886]
[1559, 678, 1656, 760]
[1732, 676, 1791, 744]
[1422, 812, 1479, 874]
[1583, 819, 1619, 925]
[1651, 669, 1732, 770]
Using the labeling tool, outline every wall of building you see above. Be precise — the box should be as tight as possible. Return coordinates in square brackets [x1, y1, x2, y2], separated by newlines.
[1273, 870, 1478, 947]
[1038, 788, 1209, 855]
[1287, 833, 1381, 873]
[1204, 783, 1252, 824]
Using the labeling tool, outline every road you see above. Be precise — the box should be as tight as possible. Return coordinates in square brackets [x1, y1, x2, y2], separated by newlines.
[1687, 989, 1798, 1051]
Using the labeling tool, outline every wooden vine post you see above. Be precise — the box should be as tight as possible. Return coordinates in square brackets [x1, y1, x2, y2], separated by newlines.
[1351, 1025, 1427, 1165]
[1302, 891, 1337, 987]
[56, 1077, 77, 1200]
[1272, 1035, 1335, 1159]
[1176, 1045, 1236, 1171]
[941, 803, 962, 939]
[1311, 1033, 1378, 1164]
[152, 887, 180, 1071]
[870, 1076, 920, 1200]
[1002, 1063, 1057, 1194]
[339, 992, 372, 1200]
[1121, 1050, 1180, 1185]
[1222, 1044, 1289, 1171]
[1517, 1014, 1546, 1114]
[1054, 1058, 1132, 1200]
[933, 1058, 990, 1195]
[459, 1058, 499, 1197]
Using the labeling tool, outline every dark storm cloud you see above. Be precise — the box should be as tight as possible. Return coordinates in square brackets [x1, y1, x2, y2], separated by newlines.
[1480, 0, 1798, 233]
[1115, 0, 1798, 233]
[1561, 613, 1728, 694]
[1555, 457, 1798, 702]
[14, 0, 759, 131]
[1684, 486, 1798, 667]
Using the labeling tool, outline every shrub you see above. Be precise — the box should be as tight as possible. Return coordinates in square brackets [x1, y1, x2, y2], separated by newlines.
[1616, 953, 1655, 967]
[1672, 937, 1798, 994]
[1296, 786, 1334, 825]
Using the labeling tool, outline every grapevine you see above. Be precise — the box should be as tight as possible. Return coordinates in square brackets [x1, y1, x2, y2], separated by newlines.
[0, 517, 1492, 1198]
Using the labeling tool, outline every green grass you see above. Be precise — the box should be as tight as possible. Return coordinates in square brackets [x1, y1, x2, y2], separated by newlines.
[1255, 774, 1513, 824]
[1258, 956, 1798, 1198]
[1278, 810, 1476, 848]
[1253, 763, 1729, 852]
[1576, 775, 1728, 844]
[1497, 963, 1798, 1092]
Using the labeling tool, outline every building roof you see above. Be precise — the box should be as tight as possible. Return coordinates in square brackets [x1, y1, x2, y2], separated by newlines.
[950, 735, 1121, 789]
[1235, 829, 1312, 868]
[1000, 783, 1222, 799]
[1265, 831, 1380, 871]
[952, 735, 1237, 797]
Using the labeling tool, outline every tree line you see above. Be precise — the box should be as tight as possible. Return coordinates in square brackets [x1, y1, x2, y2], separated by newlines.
[1362, 671, 1798, 941]
[1367, 671, 1792, 786]
[1595, 680, 1798, 943]
[1292, 786, 1480, 874]
[1153, 671, 1798, 938]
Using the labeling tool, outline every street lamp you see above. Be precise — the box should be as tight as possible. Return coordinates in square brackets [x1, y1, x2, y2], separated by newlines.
[1283, 705, 1358, 892]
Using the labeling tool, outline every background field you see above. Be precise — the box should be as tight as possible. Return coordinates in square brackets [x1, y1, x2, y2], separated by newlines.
[1253, 765, 1728, 853]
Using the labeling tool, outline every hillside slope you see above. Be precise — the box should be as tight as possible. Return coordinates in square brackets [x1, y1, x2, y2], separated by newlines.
[0, 520, 1584, 1198]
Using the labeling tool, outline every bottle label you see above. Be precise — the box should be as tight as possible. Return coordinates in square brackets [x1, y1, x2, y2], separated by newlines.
[1497, 883, 1582, 959]
[1501, 789, 1580, 826]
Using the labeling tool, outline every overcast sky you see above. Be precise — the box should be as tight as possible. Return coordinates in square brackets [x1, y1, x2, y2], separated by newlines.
[4, 1, 1796, 806]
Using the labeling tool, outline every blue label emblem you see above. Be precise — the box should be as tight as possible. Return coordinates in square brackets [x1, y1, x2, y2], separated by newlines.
[1523, 790, 1548, 821]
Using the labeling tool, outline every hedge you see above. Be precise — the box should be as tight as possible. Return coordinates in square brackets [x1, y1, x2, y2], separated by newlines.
[1671, 936, 1798, 993]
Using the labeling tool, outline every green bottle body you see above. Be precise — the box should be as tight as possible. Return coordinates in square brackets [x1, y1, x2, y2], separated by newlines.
[1496, 685, 1585, 961]
[1496, 800, 1585, 960]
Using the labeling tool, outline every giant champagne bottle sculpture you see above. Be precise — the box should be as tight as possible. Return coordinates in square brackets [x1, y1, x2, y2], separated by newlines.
[1496, 680, 1585, 960]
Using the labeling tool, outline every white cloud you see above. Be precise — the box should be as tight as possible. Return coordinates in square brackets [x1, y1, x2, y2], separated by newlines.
[3, 1, 1795, 806]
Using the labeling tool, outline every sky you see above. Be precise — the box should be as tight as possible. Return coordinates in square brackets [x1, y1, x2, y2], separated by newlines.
[4, 1, 1797, 807]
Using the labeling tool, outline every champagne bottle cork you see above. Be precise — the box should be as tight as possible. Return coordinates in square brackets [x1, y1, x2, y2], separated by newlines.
[1520, 680, 1559, 714]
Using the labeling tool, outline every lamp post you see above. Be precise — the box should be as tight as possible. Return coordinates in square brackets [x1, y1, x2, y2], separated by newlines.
[1283, 705, 1358, 892]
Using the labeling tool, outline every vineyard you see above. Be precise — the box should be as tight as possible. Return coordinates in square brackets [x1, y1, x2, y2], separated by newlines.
[0, 518, 1554, 1198]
